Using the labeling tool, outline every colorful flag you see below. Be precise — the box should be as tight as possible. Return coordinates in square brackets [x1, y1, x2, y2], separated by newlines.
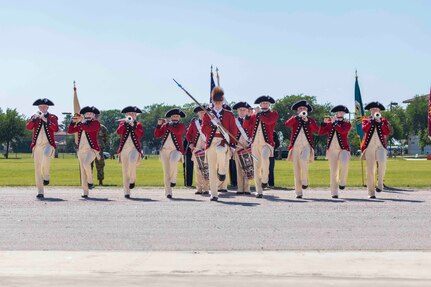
[354, 71, 365, 140]
[428, 86, 431, 139]
[73, 81, 81, 145]
[210, 66, 216, 104]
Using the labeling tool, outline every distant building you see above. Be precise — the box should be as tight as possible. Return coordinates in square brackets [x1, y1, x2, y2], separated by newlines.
[403, 94, 431, 154]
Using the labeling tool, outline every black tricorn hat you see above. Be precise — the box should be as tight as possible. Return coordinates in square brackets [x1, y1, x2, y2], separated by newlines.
[254, 95, 275, 104]
[80, 106, 100, 115]
[165, 108, 186, 118]
[291, 100, 313, 112]
[232, 102, 251, 110]
[193, 105, 210, 113]
[121, 106, 142, 113]
[222, 104, 232, 111]
[211, 86, 224, 102]
[33, 98, 54, 106]
[331, 105, 349, 113]
[364, 101, 385, 111]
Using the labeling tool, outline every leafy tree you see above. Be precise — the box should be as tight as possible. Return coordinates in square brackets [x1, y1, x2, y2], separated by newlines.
[0, 108, 27, 158]
[405, 96, 428, 135]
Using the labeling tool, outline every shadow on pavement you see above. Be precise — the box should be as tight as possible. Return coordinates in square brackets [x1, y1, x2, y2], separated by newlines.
[216, 200, 260, 207]
[263, 195, 307, 203]
[305, 198, 345, 203]
[39, 197, 67, 202]
[127, 197, 158, 202]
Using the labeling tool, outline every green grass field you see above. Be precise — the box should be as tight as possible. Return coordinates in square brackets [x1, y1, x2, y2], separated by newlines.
[0, 153, 429, 187]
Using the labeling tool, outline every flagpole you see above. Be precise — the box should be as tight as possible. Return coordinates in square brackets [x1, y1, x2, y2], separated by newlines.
[73, 81, 82, 185]
[355, 70, 366, 187]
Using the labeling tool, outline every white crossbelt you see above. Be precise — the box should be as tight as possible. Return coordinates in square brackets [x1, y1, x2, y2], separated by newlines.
[235, 118, 250, 144]
[194, 119, 207, 142]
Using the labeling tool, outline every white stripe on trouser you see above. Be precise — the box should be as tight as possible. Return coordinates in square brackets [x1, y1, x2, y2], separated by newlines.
[160, 148, 181, 196]
[78, 149, 96, 195]
[252, 144, 271, 194]
[364, 146, 387, 196]
[120, 148, 140, 195]
[33, 145, 53, 195]
[234, 152, 250, 193]
[206, 137, 228, 197]
[327, 149, 350, 196]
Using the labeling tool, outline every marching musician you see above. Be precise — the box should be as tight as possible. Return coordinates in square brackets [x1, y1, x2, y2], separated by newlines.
[186, 105, 210, 195]
[232, 101, 253, 195]
[361, 101, 390, 199]
[244, 95, 278, 198]
[218, 104, 234, 193]
[68, 106, 101, 198]
[154, 108, 186, 199]
[285, 100, 319, 198]
[319, 105, 352, 198]
[202, 87, 238, 201]
[116, 106, 144, 198]
[25, 98, 59, 199]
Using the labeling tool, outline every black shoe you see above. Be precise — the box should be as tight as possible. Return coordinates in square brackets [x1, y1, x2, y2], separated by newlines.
[332, 195, 339, 199]
[170, 183, 176, 187]
[202, 191, 209, 195]
[296, 195, 303, 199]
[81, 195, 88, 199]
[256, 194, 263, 198]
[36, 194, 44, 199]
[244, 192, 251, 195]
[369, 195, 376, 199]
[43, 180, 49, 186]
[99, 180, 103, 186]
[88, 183, 94, 190]
[302, 185, 308, 190]
[167, 194, 172, 199]
[210, 196, 218, 201]
[124, 194, 130, 199]
[236, 192, 244, 195]
[339, 185, 345, 190]
[129, 183, 135, 189]
[261, 183, 268, 189]
[195, 191, 203, 195]
[376, 187, 382, 193]
[217, 173, 226, 181]
[218, 189, 228, 193]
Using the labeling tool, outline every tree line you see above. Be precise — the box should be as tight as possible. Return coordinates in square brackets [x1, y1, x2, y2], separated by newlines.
[1, 94, 430, 158]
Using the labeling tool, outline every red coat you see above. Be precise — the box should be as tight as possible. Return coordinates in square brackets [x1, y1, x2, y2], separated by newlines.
[116, 121, 144, 154]
[26, 113, 59, 149]
[360, 117, 390, 152]
[186, 118, 204, 146]
[202, 109, 238, 148]
[243, 110, 278, 147]
[319, 120, 352, 151]
[154, 122, 186, 154]
[67, 120, 101, 151]
[285, 116, 319, 150]
[235, 117, 253, 143]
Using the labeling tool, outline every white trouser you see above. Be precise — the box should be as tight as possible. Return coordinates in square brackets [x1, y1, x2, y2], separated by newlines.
[327, 148, 350, 196]
[206, 137, 228, 198]
[364, 145, 387, 196]
[78, 149, 97, 195]
[160, 147, 182, 196]
[252, 143, 272, 194]
[120, 148, 141, 195]
[290, 144, 312, 196]
[33, 145, 54, 195]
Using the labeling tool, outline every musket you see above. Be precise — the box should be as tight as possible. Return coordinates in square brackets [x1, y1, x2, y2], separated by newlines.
[172, 78, 246, 149]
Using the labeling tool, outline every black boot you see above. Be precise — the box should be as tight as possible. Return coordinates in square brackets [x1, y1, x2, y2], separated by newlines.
[36, 194, 44, 199]
[217, 173, 226, 181]
[339, 185, 345, 190]
[124, 194, 130, 199]
[88, 183, 94, 190]
[129, 183, 135, 189]
[302, 185, 308, 190]
[170, 183, 176, 187]
[43, 180, 49, 186]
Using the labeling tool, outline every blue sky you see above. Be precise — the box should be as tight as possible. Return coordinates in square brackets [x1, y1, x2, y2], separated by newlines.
[1, 0, 430, 119]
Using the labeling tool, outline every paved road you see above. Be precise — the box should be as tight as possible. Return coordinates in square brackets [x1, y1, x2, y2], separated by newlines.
[0, 187, 429, 251]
